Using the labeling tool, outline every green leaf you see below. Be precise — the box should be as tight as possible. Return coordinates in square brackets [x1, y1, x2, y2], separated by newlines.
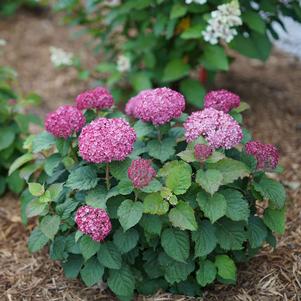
[162, 59, 190, 82]
[248, 216, 268, 248]
[201, 45, 229, 71]
[28, 182, 44, 197]
[177, 149, 196, 163]
[97, 242, 122, 269]
[197, 191, 227, 223]
[62, 255, 84, 279]
[170, 3, 187, 19]
[168, 201, 197, 231]
[161, 228, 190, 263]
[140, 215, 162, 235]
[32, 131, 56, 153]
[196, 260, 217, 287]
[40, 215, 60, 240]
[229, 32, 272, 61]
[7, 171, 25, 194]
[80, 257, 104, 286]
[140, 179, 162, 193]
[113, 228, 139, 254]
[26, 199, 48, 218]
[253, 176, 286, 208]
[207, 158, 250, 185]
[117, 199, 143, 231]
[180, 24, 204, 39]
[192, 220, 217, 257]
[220, 189, 250, 222]
[28, 228, 49, 253]
[44, 154, 61, 176]
[66, 166, 98, 191]
[108, 265, 135, 297]
[147, 138, 176, 162]
[215, 218, 247, 250]
[143, 192, 169, 215]
[9, 153, 34, 176]
[133, 120, 154, 139]
[263, 207, 286, 235]
[130, 72, 152, 92]
[195, 169, 223, 195]
[110, 158, 131, 180]
[79, 236, 100, 261]
[242, 11, 266, 34]
[179, 79, 205, 108]
[0, 126, 15, 150]
[85, 186, 108, 209]
[215, 255, 237, 282]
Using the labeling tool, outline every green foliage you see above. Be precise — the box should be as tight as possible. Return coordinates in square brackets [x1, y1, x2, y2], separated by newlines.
[16, 89, 287, 300]
[0, 65, 41, 196]
[0, 0, 42, 16]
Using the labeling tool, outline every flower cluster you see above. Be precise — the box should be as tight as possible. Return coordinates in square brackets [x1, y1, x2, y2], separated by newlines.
[75, 206, 112, 242]
[79, 117, 136, 163]
[194, 144, 213, 161]
[185, 0, 207, 4]
[126, 87, 185, 125]
[76, 87, 114, 110]
[245, 141, 279, 170]
[204, 89, 240, 113]
[128, 158, 157, 188]
[202, 1, 242, 45]
[45, 105, 85, 138]
[49, 47, 74, 67]
[184, 108, 243, 149]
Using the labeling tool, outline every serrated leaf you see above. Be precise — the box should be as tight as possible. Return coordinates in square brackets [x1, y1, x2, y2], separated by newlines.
[220, 189, 250, 222]
[177, 149, 196, 163]
[79, 236, 100, 261]
[168, 201, 197, 231]
[247, 216, 268, 248]
[143, 192, 169, 215]
[40, 215, 60, 240]
[66, 166, 98, 191]
[44, 154, 62, 176]
[28, 182, 44, 196]
[32, 131, 56, 153]
[147, 138, 176, 162]
[196, 260, 217, 287]
[108, 265, 135, 297]
[253, 176, 286, 208]
[62, 255, 84, 279]
[197, 191, 227, 223]
[139, 215, 162, 235]
[26, 199, 48, 218]
[207, 158, 250, 185]
[113, 228, 139, 254]
[80, 257, 104, 286]
[192, 220, 217, 257]
[215, 255, 237, 281]
[140, 179, 162, 193]
[133, 120, 154, 139]
[263, 207, 285, 234]
[28, 228, 49, 253]
[215, 218, 247, 250]
[195, 169, 223, 195]
[9, 153, 34, 176]
[117, 200, 143, 231]
[85, 186, 108, 209]
[110, 158, 131, 180]
[161, 228, 190, 263]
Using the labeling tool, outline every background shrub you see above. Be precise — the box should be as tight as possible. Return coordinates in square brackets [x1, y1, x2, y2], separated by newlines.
[14, 86, 287, 300]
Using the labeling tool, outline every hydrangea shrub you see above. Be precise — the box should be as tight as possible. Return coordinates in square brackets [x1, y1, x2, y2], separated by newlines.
[52, 0, 301, 104]
[15, 86, 287, 299]
[0, 65, 41, 196]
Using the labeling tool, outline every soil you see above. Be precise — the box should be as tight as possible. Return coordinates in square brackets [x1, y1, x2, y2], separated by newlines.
[0, 9, 300, 301]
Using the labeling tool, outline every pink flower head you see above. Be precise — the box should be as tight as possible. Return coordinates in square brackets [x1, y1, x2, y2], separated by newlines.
[128, 158, 157, 188]
[125, 87, 185, 125]
[245, 141, 279, 170]
[75, 205, 112, 242]
[45, 105, 86, 139]
[204, 89, 240, 113]
[184, 108, 243, 149]
[194, 144, 213, 161]
[79, 117, 136, 163]
[76, 87, 114, 110]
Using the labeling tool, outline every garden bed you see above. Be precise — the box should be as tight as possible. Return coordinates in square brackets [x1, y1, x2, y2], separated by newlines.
[0, 11, 300, 301]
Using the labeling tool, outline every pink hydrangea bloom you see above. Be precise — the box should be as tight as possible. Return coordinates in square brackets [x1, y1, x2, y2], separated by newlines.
[76, 87, 114, 110]
[45, 105, 86, 139]
[245, 141, 279, 170]
[125, 87, 185, 125]
[75, 205, 112, 242]
[194, 144, 213, 161]
[184, 108, 243, 149]
[79, 117, 136, 163]
[128, 158, 157, 188]
[204, 89, 240, 113]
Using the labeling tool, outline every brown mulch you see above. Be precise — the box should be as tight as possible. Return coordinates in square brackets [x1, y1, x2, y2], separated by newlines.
[0, 10, 301, 301]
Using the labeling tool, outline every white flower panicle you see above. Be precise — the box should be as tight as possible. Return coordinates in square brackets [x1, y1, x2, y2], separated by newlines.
[202, 1, 242, 45]
[117, 55, 131, 72]
[50, 47, 74, 67]
[185, 0, 207, 4]
[0, 39, 7, 47]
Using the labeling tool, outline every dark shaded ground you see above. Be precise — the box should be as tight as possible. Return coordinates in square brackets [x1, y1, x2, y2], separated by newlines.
[0, 10, 300, 301]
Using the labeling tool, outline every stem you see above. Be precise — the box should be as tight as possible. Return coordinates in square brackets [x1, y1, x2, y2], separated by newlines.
[134, 190, 138, 202]
[157, 126, 162, 142]
[105, 163, 111, 191]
